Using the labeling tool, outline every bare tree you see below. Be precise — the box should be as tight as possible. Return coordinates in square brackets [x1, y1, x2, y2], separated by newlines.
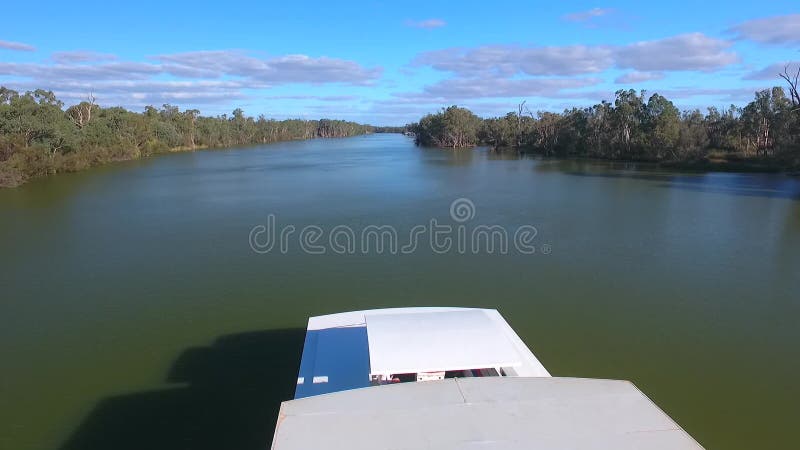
[184, 109, 200, 149]
[67, 92, 96, 128]
[779, 65, 800, 112]
[515, 101, 527, 147]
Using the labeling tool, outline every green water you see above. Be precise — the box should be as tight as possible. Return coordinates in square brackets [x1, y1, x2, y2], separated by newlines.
[1, 134, 798, 449]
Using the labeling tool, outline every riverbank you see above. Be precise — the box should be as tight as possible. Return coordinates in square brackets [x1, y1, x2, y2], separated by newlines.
[0, 88, 376, 188]
[0, 144, 194, 188]
[409, 89, 800, 173]
[0, 135, 378, 188]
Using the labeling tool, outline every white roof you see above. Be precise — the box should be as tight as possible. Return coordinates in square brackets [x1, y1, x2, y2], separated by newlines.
[272, 377, 704, 450]
[305, 307, 550, 378]
[366, 309, 522, 375]
[307, 307, 481, 330]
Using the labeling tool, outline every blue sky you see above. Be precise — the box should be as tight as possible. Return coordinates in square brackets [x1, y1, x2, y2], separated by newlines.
[1, 1, 798, 125]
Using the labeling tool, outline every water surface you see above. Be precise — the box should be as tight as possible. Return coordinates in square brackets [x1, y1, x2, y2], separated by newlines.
[1, 134, 799, 449]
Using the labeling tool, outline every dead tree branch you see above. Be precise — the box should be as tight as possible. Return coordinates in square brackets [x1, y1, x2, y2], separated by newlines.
[779, 65, 800, 112]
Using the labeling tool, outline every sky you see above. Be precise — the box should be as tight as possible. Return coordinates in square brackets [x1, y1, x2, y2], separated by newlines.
[0, 1, 798, 125]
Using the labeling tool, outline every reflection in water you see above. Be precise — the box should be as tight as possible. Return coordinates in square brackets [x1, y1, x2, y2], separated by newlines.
[533, 159, 800, 200]
[486, 148, 526, 160]
[417, 145, 476, 166]
[60, 329, 305, 450]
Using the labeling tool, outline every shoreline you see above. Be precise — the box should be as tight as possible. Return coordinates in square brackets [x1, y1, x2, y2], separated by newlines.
[428, 143, 800, 176]
[0, 133, 380, 189]
[4, 136, 798, 189]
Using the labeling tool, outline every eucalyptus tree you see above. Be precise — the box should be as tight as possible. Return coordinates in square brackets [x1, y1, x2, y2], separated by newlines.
[610, 89, 646, 157]
[410, 85, 798, 168]
[412, 106, 482, 148]
[643, 94, 680, 159]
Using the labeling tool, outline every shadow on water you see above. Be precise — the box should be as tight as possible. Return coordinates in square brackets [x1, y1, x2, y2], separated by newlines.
[559, 169, 800, 200]
[60, 328, 306, 450]
[417, 146, 477, 166]
[485, 149, 530, 160]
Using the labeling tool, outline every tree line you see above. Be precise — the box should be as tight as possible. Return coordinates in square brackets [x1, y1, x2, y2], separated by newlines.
[0, 87, 375, 187]
[409, 83, 800, 172]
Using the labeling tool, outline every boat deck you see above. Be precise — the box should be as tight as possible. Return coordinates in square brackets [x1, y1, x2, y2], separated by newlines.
[275, 377, 705, 450]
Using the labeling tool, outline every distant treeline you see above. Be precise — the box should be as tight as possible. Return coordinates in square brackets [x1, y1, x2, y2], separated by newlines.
[373, 125, 406, 133]
[410, 86, 800, 171]
[0, 87, 377, 187]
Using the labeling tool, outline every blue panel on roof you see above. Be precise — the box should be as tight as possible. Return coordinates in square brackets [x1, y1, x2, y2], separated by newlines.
[294, 326, 371, 399]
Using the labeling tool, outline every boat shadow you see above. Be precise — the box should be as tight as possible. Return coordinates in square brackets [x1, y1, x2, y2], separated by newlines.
[59, 328, 305, 450]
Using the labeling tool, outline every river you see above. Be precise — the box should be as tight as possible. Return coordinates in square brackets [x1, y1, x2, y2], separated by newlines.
[1, 133, 798, 449]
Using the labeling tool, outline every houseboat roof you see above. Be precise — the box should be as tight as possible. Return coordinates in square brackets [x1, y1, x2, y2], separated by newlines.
[272, 376, 704, 450]
[294, 307, 550, 398]
[367, 309, 527, 375]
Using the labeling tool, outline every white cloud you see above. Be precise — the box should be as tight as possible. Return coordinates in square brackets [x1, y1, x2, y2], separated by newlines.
[743, 62, 800, 81]
[404, 19, 446, 29]
[0, 50, 382, 109]
[394, 77, 603, 101]
[615, 71, 665, 83]
[413, 45, 614, 77]
[4, 79, 248, 104]
[263, 94, 360, 102]
[152, 51, 381, 85]
[0, 40, 36, 52]
[656, 87, 763, 102]
[615, 33, 738, 71]
[403, 32, 741, 104]
[413, 33, 737, 79]
[562, 8, 627, 29]
[0, 61, 162, 81]
[729, 14, 800, 46]
[0, 51, 381, 86]
[51, 51, 118, 64]
[564, 8, 613, 22]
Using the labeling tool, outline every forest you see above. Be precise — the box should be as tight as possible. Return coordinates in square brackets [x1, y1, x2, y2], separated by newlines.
[0, 87, 374, 187]
[410, 81, 800, 172]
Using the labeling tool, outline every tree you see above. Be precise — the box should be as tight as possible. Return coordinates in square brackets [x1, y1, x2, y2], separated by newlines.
[584, 101, 612, 157]
[779, 65, 800, 112]
[0, 86, 375, 187]
[480, 113, 518, 149]
[411, 106, 481, 148]
[644, 94, 680, 158]
[408, 87, 799, 170]
[610, 89, 646, 157]
[740, 88, 792, 155]
[677, 110, 709, 158]
[66, 93, 97, 129]
[532, 111, 564, 156]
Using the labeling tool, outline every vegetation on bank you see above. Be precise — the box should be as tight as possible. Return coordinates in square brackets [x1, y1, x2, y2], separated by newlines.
[0, 87, 376, 187]
[409, 84, 800, 172]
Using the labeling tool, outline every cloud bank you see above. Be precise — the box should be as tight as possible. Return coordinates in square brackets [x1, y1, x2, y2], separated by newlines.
[729, 14, 800, 46]
[615, 71, 665, 84]
[0, 49, 382, 108]
[414, 33, 738, 77]
[0, 40, 36, 52]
